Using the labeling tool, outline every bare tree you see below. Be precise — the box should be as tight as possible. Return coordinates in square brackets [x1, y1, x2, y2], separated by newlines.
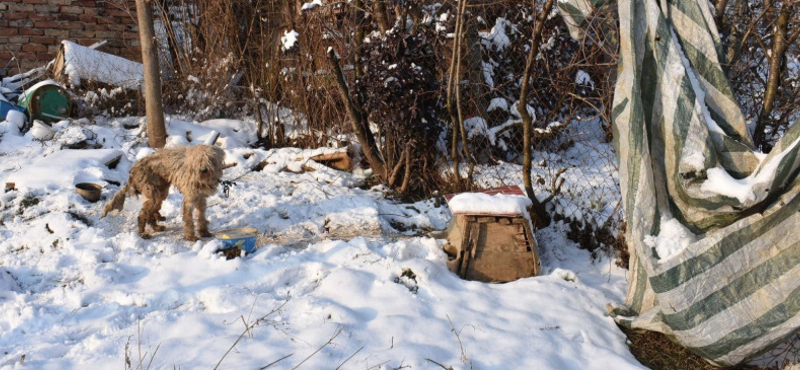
[135, 0, 167, 148]
[754, 3, 793, 150]
[518, 0, 557, 227]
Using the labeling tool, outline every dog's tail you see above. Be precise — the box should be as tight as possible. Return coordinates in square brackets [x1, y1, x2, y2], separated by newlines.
[101, 182, 132, 217]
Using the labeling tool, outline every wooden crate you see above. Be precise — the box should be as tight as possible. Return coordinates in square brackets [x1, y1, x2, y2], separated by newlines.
[443, 214, 541, 283]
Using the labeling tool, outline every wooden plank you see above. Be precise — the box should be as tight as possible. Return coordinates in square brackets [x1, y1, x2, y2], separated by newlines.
[459, 221, 480, 279]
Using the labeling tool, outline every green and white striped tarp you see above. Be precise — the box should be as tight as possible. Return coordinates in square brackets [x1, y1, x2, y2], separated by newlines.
[557, 0, 800, 366]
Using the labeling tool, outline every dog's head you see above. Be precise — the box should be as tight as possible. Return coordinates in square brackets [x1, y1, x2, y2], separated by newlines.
[184, 144, 226, 193]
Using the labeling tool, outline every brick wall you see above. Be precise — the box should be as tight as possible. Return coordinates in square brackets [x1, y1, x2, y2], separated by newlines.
[0, 0, 140, 76]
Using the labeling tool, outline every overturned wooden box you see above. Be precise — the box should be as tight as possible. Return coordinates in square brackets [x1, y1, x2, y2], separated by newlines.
[443, 187, 541, 283]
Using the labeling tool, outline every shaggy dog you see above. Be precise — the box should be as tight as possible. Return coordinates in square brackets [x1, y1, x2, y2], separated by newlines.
[102, 145, 226, 241]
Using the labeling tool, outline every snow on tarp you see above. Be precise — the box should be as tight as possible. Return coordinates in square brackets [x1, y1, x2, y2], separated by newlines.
[559, 0, 800, 366]
[55, 41, 143, 89]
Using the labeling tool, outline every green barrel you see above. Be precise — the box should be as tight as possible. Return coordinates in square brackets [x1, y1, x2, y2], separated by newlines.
[17, 81, 71, 123]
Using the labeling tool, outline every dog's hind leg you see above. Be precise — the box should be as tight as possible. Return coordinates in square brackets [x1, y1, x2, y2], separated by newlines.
[137, 199, 154, 239]
[195, 197, 212, 238]
[182, 197, 198, 241]
[147, 185, 169, 232]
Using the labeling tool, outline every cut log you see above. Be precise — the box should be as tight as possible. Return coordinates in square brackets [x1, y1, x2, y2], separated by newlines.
[309, 150, 353, 171]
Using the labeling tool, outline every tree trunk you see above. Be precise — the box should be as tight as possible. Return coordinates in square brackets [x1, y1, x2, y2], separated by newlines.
[754, 4, 792, 150]
[714, 0, 729, 32]
[447, 0, 466, 189]
[136, 0, 167, 149]
[327, 49, 387, 180]
[374, 0, 391, 35]
[352, 0, 365, 79]
[518, 0, 556, 228]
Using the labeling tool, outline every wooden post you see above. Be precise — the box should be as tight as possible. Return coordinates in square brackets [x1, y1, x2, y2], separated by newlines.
[135, 0, 167, 149]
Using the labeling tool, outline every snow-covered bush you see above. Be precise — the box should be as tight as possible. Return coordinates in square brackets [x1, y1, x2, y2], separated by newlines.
[356, 25, 449, 195]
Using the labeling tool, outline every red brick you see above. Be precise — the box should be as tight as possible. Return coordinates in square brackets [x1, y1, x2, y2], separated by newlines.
[19, 28, 44, 35]
[33, 4, 58, 12]
[8, 36, 29, 43]
[8, 3, 34, 11]
[29, 36, 55, 44]
[4, 12, 28, 20]
[12, 52, 36, 60]
[108, 9, 132, 17]
[19, 60, 44, 71]
[58, 14, 80, 22]
[33, 20, 58, 28]
[0, 28, 19, 36]
[120, 47, 141, 55]
[47, 44, 61, 53]
[0, 53, 14, 61]
[74, 0, 96, 5]
[85, 23, 109, 31]
[5, 44, 22, 52]
[59, 5, 83, 14]
[96, 17, 115, 25]
[107, 23, 127, 31]
[51, 0, 71, 5]
[22, 0, 49, 4]
[28, 13, 56, 20]
[83, 7, 104, 16]
[0, 20, 7, 27]
[76, 39, 96, 46]
[78, 14, 96, 22]
[10, 19, 33, 28]
[61, 22, 83, 29]
[105, 1, 135, 10]
[69, 29, 95, 38]
[35, 52, 56, 59]
[44, 29, 69, 37]
[95, 30, 118, 39]
[22, 44, 47, 52]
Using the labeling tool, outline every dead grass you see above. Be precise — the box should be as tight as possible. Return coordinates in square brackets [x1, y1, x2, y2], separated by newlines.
[621, 326, 778, 370]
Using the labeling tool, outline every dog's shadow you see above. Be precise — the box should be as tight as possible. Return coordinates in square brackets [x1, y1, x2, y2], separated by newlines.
[98, 200, 211, 246]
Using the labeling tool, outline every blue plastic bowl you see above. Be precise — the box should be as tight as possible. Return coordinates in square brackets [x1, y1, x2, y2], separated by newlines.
[216, 227, 258, 254]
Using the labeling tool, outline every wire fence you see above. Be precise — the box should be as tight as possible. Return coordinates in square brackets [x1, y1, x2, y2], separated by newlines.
[60, 0, 626, 251]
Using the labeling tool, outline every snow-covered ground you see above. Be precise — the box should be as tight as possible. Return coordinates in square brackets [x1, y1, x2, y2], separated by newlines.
[0, 116, 643, 369]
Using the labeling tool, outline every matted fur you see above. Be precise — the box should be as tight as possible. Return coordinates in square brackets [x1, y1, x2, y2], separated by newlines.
[102, 145, 226, 241]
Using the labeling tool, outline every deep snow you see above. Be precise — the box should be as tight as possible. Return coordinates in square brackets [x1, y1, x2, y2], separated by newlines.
[0, 116, 643, 369]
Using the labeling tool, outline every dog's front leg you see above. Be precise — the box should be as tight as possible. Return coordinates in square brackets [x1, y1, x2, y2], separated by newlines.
[182, 197, 197, 241]
[195, 196, 212, 238]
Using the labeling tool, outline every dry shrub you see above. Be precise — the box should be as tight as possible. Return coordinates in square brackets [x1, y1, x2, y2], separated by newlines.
[621, 326, 775, 370]
[356, 25, 449, 197]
